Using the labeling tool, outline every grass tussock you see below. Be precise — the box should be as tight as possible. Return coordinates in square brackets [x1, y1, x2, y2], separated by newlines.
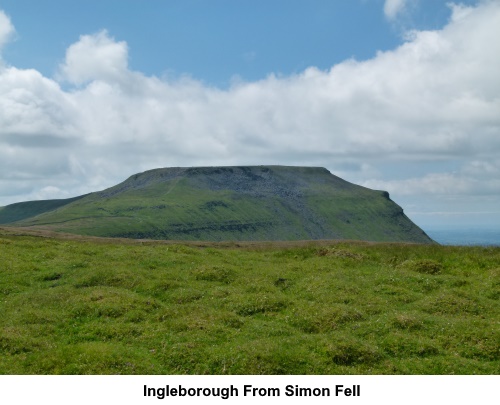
[0, 229, 499, 374]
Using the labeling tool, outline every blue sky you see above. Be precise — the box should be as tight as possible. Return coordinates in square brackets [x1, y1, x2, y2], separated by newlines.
[0, 0, 499, 232]
[1, 0, 475, 85]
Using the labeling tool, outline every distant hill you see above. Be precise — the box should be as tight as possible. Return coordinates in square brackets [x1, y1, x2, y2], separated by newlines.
[0, 194, 87, 224]
[0, 166, 433, 243]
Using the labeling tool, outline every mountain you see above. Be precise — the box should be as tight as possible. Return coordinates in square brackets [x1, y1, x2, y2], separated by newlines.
[0, 194, 88, 224]
[0, 166, 433, 243]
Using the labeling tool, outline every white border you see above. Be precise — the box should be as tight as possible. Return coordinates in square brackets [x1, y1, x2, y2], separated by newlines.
[1, 375, 498, 405]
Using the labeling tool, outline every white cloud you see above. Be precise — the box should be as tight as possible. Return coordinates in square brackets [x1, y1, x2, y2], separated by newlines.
[384, 0, 408, 20]
[0, 2, 500, 230]
[58, 30, 129, 85]
[0, 10, 15, 53]
[0, 67, 77, 138]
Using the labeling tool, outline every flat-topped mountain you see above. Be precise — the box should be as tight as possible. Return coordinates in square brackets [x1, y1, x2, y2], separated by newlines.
[0, 166, 433, 243]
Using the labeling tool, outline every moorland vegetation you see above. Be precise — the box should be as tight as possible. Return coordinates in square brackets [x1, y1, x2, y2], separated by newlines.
[0, 227, 498, 374]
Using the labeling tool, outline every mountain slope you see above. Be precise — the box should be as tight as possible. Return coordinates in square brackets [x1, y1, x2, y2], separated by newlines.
[1, 166, 433, 243]
[0, 194, 87, 224]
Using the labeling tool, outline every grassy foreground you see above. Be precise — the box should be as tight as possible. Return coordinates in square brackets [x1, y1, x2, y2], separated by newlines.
[0, 228, 499, 374]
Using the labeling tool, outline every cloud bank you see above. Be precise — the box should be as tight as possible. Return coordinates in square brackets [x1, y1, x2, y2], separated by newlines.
[0, 2, 499, 228]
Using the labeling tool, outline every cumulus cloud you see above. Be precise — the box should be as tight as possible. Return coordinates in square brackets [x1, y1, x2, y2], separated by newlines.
[0, 2, 500, 229]
[58, 30, 129, 85]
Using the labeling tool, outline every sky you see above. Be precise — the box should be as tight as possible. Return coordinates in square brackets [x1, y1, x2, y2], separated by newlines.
[0, 0, 499, 232]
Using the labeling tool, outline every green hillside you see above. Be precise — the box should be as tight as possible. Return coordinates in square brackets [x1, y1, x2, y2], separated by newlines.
[0, 194, 87, 224]
[0, 166, 433, 243]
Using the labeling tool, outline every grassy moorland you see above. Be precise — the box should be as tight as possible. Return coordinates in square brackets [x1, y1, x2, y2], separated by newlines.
[0, 227, 498, 375]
